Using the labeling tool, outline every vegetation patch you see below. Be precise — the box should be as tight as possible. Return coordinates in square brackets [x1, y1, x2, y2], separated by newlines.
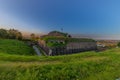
[42, 36, 95, 47]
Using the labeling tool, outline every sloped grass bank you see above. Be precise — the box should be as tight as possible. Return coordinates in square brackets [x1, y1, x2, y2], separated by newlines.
[0, 39, 35, 55]
[0, 48, 120, 80]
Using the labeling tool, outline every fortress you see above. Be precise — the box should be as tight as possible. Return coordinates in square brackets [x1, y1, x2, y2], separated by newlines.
[38, 31, 97, 56]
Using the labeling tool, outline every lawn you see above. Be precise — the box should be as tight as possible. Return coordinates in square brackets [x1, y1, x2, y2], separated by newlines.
[0, 39, 120, 80]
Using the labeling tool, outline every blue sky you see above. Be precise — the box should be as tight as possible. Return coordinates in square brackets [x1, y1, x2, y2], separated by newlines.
[0, 0, 120, 36]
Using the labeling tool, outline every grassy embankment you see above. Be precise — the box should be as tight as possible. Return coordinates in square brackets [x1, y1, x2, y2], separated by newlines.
[0, 39, 35, 55]
[0, 39, 120, 80]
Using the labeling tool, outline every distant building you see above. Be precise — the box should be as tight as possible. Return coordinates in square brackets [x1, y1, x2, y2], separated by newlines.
[97, 44, 105, 47]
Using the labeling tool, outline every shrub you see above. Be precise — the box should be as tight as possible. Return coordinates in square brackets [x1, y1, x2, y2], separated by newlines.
[117, 42, 120, 47]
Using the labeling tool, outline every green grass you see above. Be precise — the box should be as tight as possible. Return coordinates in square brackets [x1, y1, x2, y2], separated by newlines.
[0, 39, 35, 55]
[0, 49, 120, 80]
[1, 39, 120, 80]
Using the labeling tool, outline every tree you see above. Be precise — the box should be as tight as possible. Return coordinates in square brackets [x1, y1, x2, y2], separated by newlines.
[117, 42, 120, 47]
[0, 29, 8, 39]
[8, 29, 17, 39]
[66, 34, 72, 38]
[8, 29, 23, 40]
[0, 28, 23, 40]
[35, 36, 40, 40]
[30, 33, 35, 41]
[16, 32, 22, 40]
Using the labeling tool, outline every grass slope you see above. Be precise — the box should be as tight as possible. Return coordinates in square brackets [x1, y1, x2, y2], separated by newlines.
[0, 39, 35, 55]
[0, 46, 120, 80]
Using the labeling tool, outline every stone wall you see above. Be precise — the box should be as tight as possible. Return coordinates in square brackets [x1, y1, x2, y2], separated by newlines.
[67, 42, 97, 50]
[50, 42, 97, 55]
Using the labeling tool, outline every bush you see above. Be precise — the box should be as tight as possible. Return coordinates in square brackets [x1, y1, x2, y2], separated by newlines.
[117, 42, 120, 47]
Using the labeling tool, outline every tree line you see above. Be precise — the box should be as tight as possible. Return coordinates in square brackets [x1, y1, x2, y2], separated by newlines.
[0, 28, 22, 40]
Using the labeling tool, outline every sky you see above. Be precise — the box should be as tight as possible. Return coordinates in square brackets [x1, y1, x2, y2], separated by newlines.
[0, 0, 120, 39]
